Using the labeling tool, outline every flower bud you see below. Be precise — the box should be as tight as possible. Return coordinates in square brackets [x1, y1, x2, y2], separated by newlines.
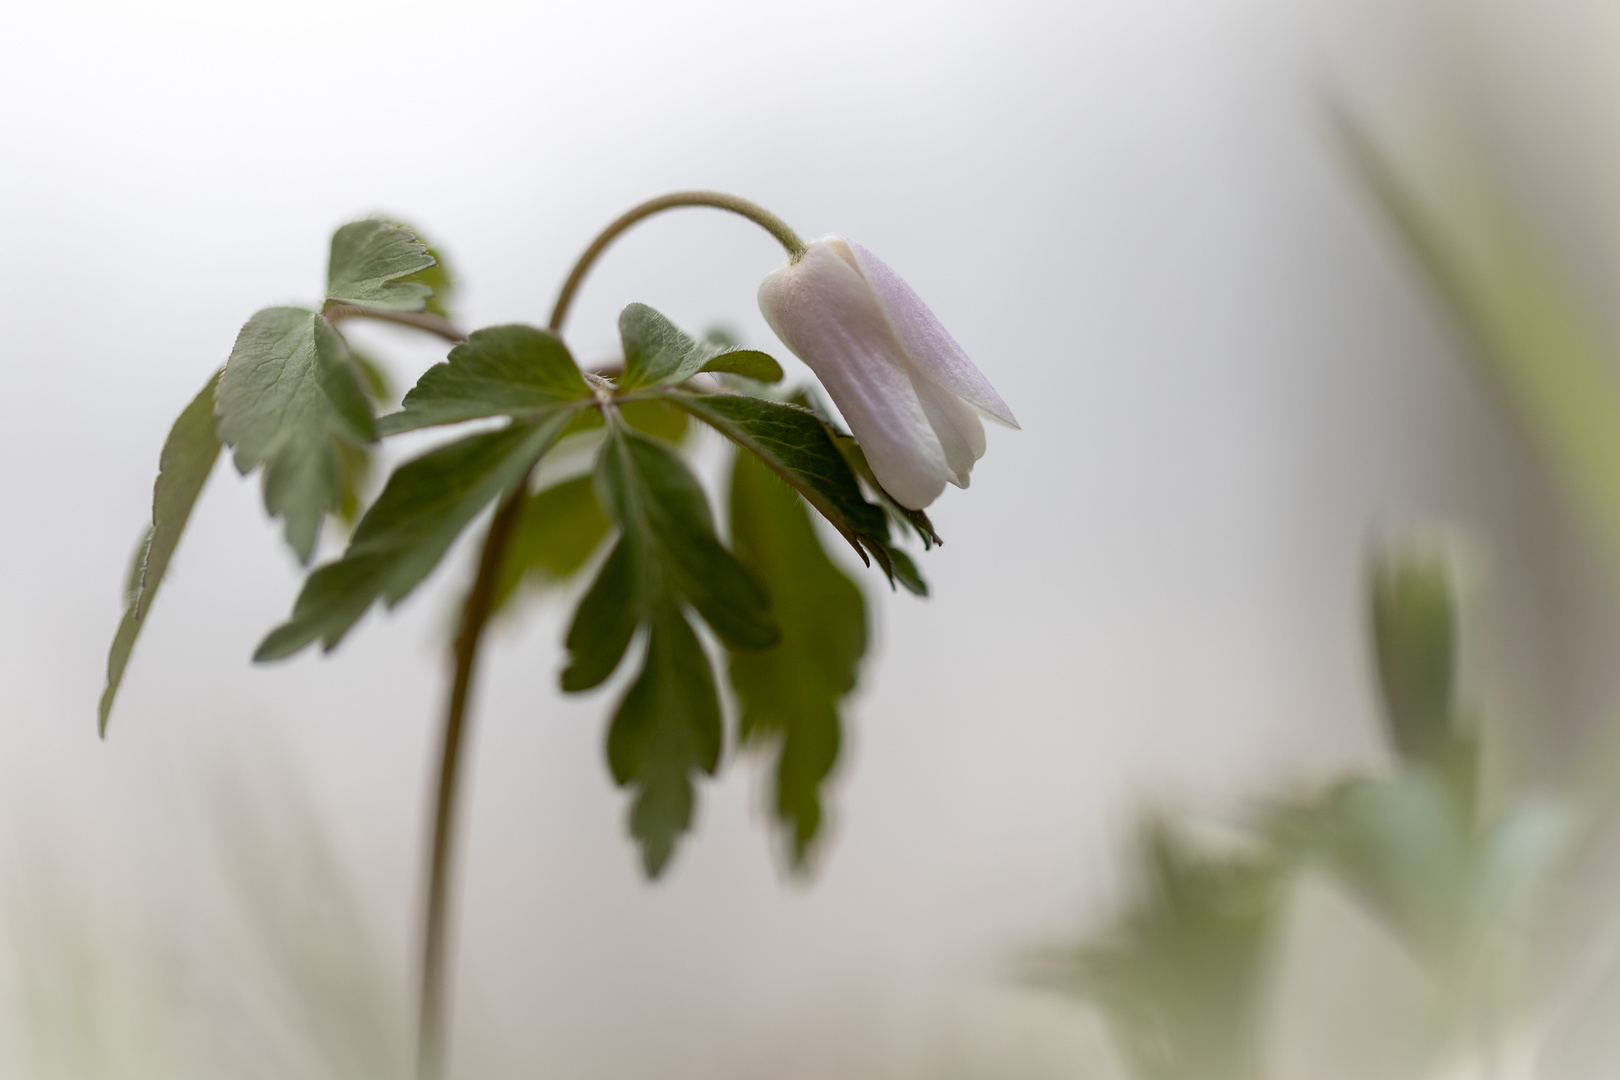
[758, 235, 1018, 510]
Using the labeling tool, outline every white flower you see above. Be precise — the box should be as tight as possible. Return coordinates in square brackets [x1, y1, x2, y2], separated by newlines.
[758, 235, 1018, 511]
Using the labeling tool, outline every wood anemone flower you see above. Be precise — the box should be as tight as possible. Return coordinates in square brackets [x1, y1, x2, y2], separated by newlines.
[758, 234, 1019, 511]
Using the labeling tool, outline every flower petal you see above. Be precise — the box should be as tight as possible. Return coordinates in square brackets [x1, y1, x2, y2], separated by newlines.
[759, 241, 951, 510]
[847, 239, 1020, 429]
[911, 371, 986, 488]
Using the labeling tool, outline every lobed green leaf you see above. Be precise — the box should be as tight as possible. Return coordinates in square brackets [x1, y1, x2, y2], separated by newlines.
[1051, 818, 1283, 1080]
[385, 219, 457, 320]
[728, 448, 867, 866]
[561, 423, 778, 874]
[618, 303, 781, 390]
[255, 414, 571, 660]
[101, 372, 224, 734]
[218, 307, 376, 563]
[377, 324, 592, 436]
[610, 607, 723, 877]
[326, 220, 436, 312]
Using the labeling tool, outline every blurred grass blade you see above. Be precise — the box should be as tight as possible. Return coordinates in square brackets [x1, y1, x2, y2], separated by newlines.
[1338, 109, 1620, 575]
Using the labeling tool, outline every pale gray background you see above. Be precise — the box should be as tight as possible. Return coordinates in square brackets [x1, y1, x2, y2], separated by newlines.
[2, 0, 1618, 1076]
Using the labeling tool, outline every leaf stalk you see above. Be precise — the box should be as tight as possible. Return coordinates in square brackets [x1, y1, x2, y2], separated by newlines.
[323, 301, 469, 343]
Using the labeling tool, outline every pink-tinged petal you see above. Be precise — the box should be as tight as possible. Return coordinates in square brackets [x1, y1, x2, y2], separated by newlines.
[911, 373, 986, 488]
[846, 239, 1020, 429]
[758, 240, 951, 510]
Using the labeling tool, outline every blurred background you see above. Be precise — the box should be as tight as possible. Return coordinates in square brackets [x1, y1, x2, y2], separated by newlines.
[6, 0, 1620, 1076]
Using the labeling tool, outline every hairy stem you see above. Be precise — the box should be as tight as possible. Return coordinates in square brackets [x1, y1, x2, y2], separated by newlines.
[547, 190, 807, 334]
[322, 302, 469, 343]
[413, 191, 802, 1080]
[415, 490, 525, 1080]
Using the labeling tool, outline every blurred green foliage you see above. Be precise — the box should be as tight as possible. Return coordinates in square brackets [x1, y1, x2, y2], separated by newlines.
[1041, 540, 1603, 1079]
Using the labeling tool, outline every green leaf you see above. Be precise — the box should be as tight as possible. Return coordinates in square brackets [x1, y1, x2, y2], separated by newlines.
[561, 423, 778, 874]
[1039, 819, 1282, 1080]
[559, 540, 640, 693]
[491, 474, 612, 614]
[325, 220, 436, 312]
[618, 398, 689, 443]
[1371, 547, 1460, 767]
[664, 391, 926, 591]
[885, 547, 928, 598]
[219, 307, 376, 563]
[101, 372, 224, 734]
[609, 606, 723, 877]
[728, 448, 867, 866]
[1266, 765, 1580, 1028]
[618, 303, 781, 390]
[351, 347, 394, 404]
[385, 219, 456, 320]
[377, 324, 592, 436]
[255, 414, 570, 660]
[701, 351, 782, 383]
[334, 439, 372, 525]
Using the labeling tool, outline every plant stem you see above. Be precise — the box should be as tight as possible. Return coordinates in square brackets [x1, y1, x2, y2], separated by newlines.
[415, 489, 524, 1080]
[413, 191, 803, 1080]
[547, 190, 808, 334]
[322, 302, 469, 343]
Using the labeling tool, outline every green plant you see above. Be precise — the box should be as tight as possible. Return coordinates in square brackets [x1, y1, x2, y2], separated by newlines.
[98, 192, 1015, 1079]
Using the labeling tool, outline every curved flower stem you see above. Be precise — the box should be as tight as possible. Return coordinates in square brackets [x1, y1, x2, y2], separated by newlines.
[547, 190, 808, 335]
[414, 191, 803, 1080]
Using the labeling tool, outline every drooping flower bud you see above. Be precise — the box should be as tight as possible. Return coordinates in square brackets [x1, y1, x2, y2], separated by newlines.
[758, 235, 1018, 510]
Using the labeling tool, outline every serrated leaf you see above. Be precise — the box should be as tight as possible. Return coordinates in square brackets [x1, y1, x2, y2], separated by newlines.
[255, 414, 570, 660]
[561, 423, 778, 874]
[219, 307, 376, 562]
[385, 219, 456, 320]
[326, 220, 436, 312]
[101, 372, 223, 734]
[491, 475, 612, 614]
[618, 303, 781, 390]
[663, 391, 926, 592]
[728, 448, 867, 866]
[377, 324, 592, 436]
[609, 606, 722, 876]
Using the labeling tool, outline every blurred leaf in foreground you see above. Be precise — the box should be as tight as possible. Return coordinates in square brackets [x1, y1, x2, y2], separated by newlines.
[1032, 819, 1282, 1080]
[492, 474, 612, 614]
